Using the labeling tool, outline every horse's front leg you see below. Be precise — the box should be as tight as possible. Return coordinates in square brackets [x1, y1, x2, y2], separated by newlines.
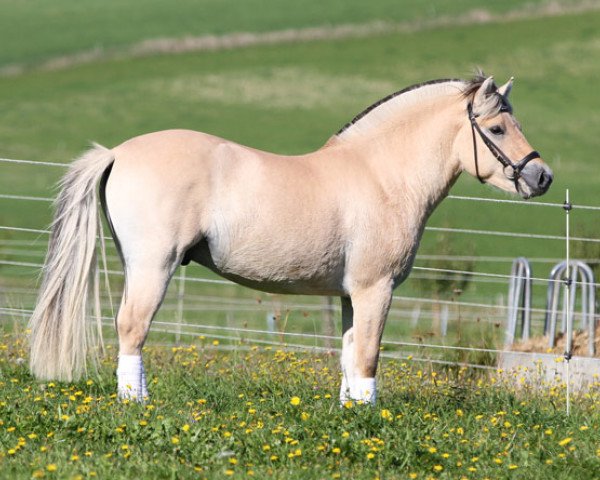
[339, 279, 393, 405]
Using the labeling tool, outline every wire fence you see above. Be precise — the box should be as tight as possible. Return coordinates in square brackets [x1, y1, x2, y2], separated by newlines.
[2, 155, 600, 384]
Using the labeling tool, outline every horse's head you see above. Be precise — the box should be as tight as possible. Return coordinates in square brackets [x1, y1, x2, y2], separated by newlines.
[459, 75, 553, 199]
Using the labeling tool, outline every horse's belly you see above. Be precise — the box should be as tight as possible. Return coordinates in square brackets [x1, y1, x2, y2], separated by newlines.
[186, 237, 346, 296]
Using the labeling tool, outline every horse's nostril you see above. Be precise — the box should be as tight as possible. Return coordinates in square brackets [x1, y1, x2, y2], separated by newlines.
[538, 170, 553, 190]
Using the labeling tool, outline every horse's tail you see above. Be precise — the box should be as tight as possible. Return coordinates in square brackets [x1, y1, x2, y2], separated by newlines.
[29, 144, 115, 381]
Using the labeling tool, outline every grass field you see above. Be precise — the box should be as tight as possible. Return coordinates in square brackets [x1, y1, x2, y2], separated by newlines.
[2, 2, 600, 476]
[1, 331, 600, 479]
[2, 3, 600, 325]
[0, 0, 571, 68]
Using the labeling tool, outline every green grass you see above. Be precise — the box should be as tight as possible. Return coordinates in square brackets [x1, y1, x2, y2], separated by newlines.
[2, 8, 600, 353]
[2, 3, 600, 479]
[2, 9, 600, 265]
[0, 0, 564, 67]
[1, 331, 599, 479]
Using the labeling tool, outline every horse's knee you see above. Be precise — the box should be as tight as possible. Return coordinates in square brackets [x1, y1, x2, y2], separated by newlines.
[355, 350, 380, 378]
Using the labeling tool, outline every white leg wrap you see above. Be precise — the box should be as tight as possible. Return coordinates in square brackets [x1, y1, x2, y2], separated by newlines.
[340, 376, 377, 405]
[117, 355, 148, 401]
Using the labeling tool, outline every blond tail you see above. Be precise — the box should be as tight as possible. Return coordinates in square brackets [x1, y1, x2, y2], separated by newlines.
[29, 144, 115, 381]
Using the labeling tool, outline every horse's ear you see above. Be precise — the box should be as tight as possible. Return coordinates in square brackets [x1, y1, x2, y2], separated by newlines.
[498, 77, 514, 98]
[473, 76, 496, 107]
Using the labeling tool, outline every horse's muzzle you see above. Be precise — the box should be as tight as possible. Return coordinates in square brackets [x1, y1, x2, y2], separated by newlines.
[520, 163, 553, 197]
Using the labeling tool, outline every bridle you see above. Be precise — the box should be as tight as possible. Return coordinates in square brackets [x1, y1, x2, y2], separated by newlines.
[467, 100, 540, 188]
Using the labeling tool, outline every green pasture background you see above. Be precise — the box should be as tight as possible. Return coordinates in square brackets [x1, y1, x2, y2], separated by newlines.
[1, 0, 600, 351]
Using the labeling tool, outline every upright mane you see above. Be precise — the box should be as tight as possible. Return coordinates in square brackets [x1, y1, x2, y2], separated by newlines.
[461, 72, 513, 118]
[334, 73, 510, 140]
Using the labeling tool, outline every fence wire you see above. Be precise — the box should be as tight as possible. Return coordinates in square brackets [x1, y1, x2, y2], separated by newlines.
[2, 155, 600, 376]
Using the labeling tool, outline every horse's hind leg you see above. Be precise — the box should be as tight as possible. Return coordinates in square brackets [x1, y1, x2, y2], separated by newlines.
[115, 258, 178, 400]
[339, 279, 393, 405]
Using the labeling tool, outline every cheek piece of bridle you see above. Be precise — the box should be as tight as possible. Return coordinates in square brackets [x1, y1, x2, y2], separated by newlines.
[467, 101, 540, 190]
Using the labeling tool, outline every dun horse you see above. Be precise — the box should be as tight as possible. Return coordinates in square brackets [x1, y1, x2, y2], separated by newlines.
[29, 74, 553, 403]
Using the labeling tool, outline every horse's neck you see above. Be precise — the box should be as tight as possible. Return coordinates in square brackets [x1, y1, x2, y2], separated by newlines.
[334, 101, 464, 219]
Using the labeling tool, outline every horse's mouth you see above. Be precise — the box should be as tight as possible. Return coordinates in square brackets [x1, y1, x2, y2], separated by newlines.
[517, 163, 553, 199]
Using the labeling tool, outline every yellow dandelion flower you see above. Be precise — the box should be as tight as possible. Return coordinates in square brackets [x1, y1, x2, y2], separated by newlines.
[433, 465, 443, 472]
[332, 448, 341, 454]
[224, 470, 234, 476]
[428, 447, 437, 454]
[301, 412, 310, 421]
[558, 437, 572, 446]
[290, 396, 301, 406]
[380, 409, 392, 420]
[367, 453, 375, 460]
[508, 464, 518, 470]
[171, 436, 180, 445]
[46, 464, 57, 472]
[182, 424, 190, 432]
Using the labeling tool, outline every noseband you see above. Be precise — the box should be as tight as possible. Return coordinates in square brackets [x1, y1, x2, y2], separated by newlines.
[467, 102, 540, 187]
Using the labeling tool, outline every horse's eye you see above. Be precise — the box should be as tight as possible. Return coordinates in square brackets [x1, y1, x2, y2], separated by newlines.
[489, 125, 505, 136]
